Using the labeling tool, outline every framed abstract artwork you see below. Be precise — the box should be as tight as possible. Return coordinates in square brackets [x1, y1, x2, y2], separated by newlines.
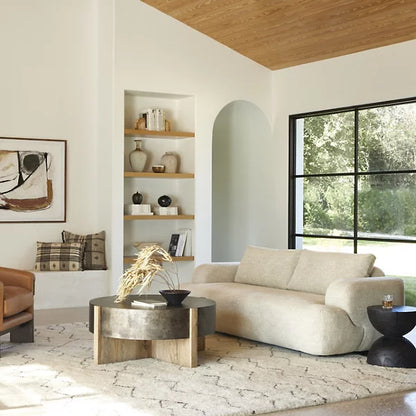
[0, 137, 67, 222]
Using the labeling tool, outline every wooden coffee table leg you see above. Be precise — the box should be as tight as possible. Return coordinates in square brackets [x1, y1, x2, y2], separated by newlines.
[198, 336, 206, 351]
[94, 305, 150, 364]
[151, 307, 198, 367]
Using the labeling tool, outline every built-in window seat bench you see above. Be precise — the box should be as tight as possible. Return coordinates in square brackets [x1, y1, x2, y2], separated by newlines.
[33, 270, 110, 310]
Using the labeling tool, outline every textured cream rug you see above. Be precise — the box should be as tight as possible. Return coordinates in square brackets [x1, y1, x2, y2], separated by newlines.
[1, 322, 416, 416]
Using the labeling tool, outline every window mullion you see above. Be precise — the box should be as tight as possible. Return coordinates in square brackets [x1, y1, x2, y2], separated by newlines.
[353, 109, 359, 253]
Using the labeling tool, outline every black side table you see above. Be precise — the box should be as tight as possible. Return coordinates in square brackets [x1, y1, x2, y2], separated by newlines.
[367, 305, 416, 368]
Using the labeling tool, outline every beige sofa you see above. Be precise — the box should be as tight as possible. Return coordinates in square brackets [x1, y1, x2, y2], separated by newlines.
[184, 246, 404, 356]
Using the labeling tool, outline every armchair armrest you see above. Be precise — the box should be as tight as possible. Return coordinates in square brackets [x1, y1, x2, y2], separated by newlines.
[192, 263, 239, 283]
[0, 267, 35, 294]
[325, 276, 404, 349]
[0, 280, 3, 323]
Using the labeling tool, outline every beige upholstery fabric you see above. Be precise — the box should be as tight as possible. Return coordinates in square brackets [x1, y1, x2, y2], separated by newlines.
[187, 251, 403, 355]
[287, 250, 376, 295]
[184, 282, 364, 355]
[325, 276, 404, 350]
[234, 246, 300, 289]
[192, 263, 238, 284]
[371, 266, 384, 277]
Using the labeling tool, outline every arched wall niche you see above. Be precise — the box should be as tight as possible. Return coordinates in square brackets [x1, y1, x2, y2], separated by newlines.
[212, 100, 275, 262]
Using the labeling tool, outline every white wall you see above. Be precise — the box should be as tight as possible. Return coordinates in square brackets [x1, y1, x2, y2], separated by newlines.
[3, 0, 413, 302]
[212, 101, 276, 262]
[0, 0, 271, 302]
[0, 0, 107, 270]
[111, 0, 272, 291]
[272, 40, 416, 247]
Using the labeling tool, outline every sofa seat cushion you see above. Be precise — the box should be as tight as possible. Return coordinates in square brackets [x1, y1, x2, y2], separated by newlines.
[234, 246, 300, 289]
[287, 250, 376, 295]
[184, 282, 364, 355]
[3, 285, 33, 317]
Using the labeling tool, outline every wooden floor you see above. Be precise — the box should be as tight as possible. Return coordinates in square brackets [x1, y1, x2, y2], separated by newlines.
[22, 308, 416, 415]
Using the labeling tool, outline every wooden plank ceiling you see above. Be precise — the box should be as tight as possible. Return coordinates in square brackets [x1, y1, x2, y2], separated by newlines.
[141, 0, 416, 70]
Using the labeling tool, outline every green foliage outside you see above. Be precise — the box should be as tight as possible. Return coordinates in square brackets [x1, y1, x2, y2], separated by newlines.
[302, 103, 416, 238]
[402, 276, 416, 307]
[300, 103, 416, 302]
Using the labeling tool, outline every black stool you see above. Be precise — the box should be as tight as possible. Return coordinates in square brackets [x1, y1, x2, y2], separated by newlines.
[367, 305, 416, 368]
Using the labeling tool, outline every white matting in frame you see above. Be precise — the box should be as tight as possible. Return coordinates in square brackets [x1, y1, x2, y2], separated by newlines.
[0, 137, 66, 222]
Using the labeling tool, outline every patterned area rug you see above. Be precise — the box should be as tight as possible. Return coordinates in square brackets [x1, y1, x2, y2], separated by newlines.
[1, 322, 416, 416]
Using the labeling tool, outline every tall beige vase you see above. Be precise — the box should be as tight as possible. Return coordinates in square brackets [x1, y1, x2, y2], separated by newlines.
[129, 140, 147, 172]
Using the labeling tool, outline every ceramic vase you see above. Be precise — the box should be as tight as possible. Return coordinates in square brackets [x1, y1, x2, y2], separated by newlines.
[129, 140, 147, 172]
[132, 191, 143, 204]
[161, 152, 178, 173]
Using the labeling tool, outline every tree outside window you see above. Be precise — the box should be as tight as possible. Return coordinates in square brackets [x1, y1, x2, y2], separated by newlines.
[289, 99, 416, 305]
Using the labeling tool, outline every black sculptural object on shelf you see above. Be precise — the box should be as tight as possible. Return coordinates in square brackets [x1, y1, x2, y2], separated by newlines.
[132, 191, 143, 204]
[158, 195, 172, 207]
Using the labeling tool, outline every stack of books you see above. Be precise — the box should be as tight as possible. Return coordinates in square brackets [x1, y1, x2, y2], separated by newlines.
[131, 298, 167, 309]
[126, 204, 153, 215]
[168, 228, 192, 257]
[139, 108, 166, 131]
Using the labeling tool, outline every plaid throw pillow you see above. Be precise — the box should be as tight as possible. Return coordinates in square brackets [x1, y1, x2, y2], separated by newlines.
[35, 242, 85, 271]
[62, 230, 107, 270]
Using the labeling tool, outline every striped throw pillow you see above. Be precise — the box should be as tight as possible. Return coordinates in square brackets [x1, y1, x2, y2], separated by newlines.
[35, 242, 85, 271]
[62, 230, 107, 270]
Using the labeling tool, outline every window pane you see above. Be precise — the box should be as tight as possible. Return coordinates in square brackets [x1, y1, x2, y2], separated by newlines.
[358, 241, 416, 278]
[358, 173, 416, 239]
[297, 237, 353, 252]
[297, 176, 354, 236]
[358, 103, 416, 172]
[298, 112, 355, 175]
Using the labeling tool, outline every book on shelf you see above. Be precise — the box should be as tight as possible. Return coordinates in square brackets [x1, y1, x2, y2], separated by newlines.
[140, 108, 166, 131]
[168, 233, 180, 256]
[178, 228, 192, 256]
[175, 231, 187, 257]
[168, 229, 192, 257]
[131, 298, 167, 309]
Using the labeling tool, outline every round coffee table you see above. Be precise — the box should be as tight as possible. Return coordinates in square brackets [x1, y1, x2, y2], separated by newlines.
[367, 305, 416, 368]
[89, 295, 216, 367]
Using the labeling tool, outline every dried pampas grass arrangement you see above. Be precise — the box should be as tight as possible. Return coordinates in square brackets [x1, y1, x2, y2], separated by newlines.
[115, 245, 179, 303]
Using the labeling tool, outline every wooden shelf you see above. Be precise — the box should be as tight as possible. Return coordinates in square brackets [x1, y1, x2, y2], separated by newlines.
[124, 172, 194, 179]
[123, 256, 194, 264]
[123, 93, 195, 278]
[124, 215, 194, 220]
[125, 128, 194, 138]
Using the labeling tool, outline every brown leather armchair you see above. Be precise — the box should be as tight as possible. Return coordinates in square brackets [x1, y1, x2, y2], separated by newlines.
[0, 266, 35, 343]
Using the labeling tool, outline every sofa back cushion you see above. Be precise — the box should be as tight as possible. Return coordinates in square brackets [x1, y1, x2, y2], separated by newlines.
[287, 250, 376, 295]
[234, 246, 300, 289]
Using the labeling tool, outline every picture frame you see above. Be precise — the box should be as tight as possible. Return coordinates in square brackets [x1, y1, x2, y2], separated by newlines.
[0, 137, 67, 222]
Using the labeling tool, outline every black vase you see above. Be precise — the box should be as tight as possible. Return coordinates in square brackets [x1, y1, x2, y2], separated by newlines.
[159, 289, 190, 306]
[158, 195, 172, 207]
[132, 191, 143, 204]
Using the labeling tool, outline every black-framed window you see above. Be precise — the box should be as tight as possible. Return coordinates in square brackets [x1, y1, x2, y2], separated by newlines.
[289, 97, 416, 280]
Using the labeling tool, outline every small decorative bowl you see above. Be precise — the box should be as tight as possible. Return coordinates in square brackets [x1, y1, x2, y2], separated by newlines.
[152, 164, 165, 173]
[159, 289, 191, 306]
